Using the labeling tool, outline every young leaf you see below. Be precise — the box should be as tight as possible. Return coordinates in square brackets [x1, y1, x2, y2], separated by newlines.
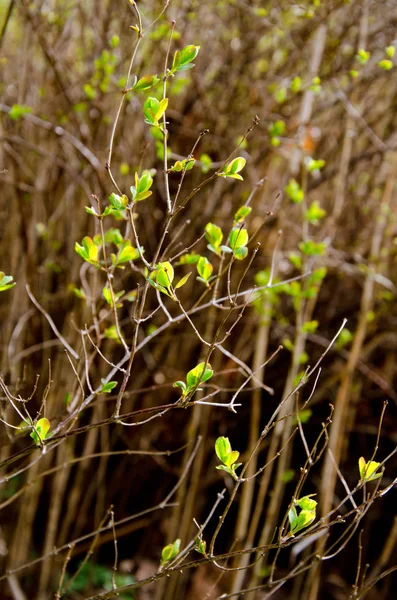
[117, 244, 140, 264]
[103, 286, 113, 306]
[229, 227, 248, 250]
[171, 45, 200, 74]
[296, 495, 317, 511]
[186, 362, 213, 388]
[197, 257, 213, 284]
[143, 97, 168, 126]
[156, 262, 174, 289]
[205, 223, 223, 252]
[225, 450, 240, 468]
[215, 437, 232, 463]
[75, 236, 100, 266]
[131, 170, 153, 202]
[218, 157, 246, 180]
[0, 272, 16, 292]
[359, 457, 382, 482]
[133, 74, 160, 92]
[109, 193, 128, 210]
[30, 418, 51, 445]
[234, 206, 252, 223]
[174, 272, 191, 290]
[173, 380, 187, 392]
[285, 179, 304, 203]
[161, 539, 180, 566]
[233, 246, 248, 260]
[290, 509, 316, 534]
[100, 380, 118, 394]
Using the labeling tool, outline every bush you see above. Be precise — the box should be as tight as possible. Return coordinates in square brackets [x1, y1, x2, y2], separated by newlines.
[0, 1, 396, 599]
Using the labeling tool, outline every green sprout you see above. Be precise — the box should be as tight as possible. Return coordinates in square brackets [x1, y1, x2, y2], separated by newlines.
[288, 495, 317, 537]
[215, 437, 242, 480]
[173, 362, 213, 402]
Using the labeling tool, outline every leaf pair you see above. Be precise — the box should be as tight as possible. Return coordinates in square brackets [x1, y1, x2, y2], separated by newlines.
[147, 261, 191, 299]
[196, 257, 215, 287]
[143, 97, 168, 127]
[288, 495, 317, 537]
[204, 222, 249, 261]
[130, 170, 153, 203]
[217, 157, 246, 181]
[131, 74, 159, 93]
[229, 227, 249, 260]
[169, 45, 200, 75]
[358, 457, 382, 483]
[30, 418, 51, 446]
[75, 236, 100, 267]
[215, 437, 242, 480]
[161, 539, 180, 567]
[169, 157, 195, 173]
[173, 362, 214, 401]
[0, 272, 16, 292]
[111, 242, 141, 268]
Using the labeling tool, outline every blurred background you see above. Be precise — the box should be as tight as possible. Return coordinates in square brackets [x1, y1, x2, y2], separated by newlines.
[0, 0, 397, 598]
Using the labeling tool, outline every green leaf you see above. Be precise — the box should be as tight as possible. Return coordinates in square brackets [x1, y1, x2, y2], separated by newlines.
[234, 206, 252, 223]
[301, 320, 319, 334]
[288, 505, 298, 528]
[179, 252, 200, 265]
[290, 509, 316, 534]
[174, 272, 191, 290]
[268, 120, 286, 138]
[305, 201, 326, 224]
[83, 83, 96, 100]
[225, 450, 240, 468]
[229, 227, 248, 250]
[0, 272, 16, 292]
[173, 381, 187, 392]
[156, 98, 168, 120]
[143, 96, 168, 126]
[285, 179, 304, 203]
[169, 157, 195, 173]
[186, 362, 213, 388]
[290, 76, 302, 92]
[296, 495, 317, 511]
[205, 223, 223, 251]
[356, 48, 370, 64]
[305, 158, 326, 172]
[219, 157, 246, 180]
[180, 45, 200, 65]
[75, 236, 99, 266]
[117, 244, 140, 264]
[378, 59, 393, 70]
[197, 257, 213, 283]
[131, 170, 154, 202]
[195, 539, 206, 555]
[298, 240, 326, 257]
[109, 193, 128, 210]
[100, 380, 118, 394]
[30, 418, 51, 445]
[215, 437, 232, 463]
[103, 286, 113, 306]
[104, 325, 122, 342]
[233, 246, 248, 260]
[171, 45, 200, 74]
[8, 104, 32, 120]
[161, 539, 180, 566]
[292, 409, 312, 425]
[156, 262, 174, 289]
[85, 206, 99, 217]
[133, 74, 160, 92]
[359, 457, 382, 482]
